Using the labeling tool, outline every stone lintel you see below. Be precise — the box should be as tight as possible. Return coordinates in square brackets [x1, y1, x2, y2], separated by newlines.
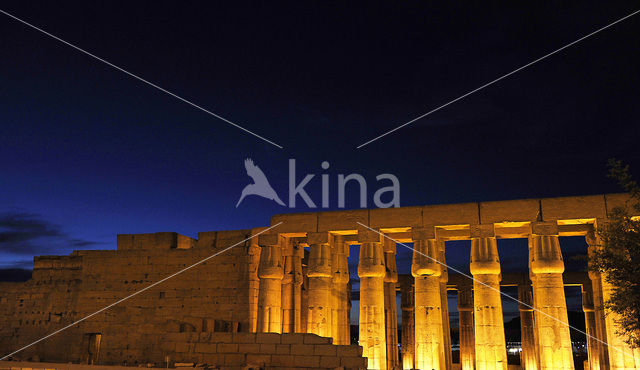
[307, 231, 330, 245]
[358, 228, 383, 243]
[411, 226, 436, 241]
[531, 221, 559, 235]
[470, 224, 495, 238]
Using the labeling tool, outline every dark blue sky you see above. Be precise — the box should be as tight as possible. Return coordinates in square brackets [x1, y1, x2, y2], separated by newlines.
[1, 0, 639, 278]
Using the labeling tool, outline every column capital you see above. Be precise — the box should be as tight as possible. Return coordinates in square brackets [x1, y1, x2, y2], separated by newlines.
[529, 233, 564, 274]
[470, 236, 500, 275]
[258, 242, 284, 280]
[457, 284, 473, 311]
[411, 238, 441, 277]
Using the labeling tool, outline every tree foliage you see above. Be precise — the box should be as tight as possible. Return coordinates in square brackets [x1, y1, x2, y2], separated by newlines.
[590, 159, 640, 348]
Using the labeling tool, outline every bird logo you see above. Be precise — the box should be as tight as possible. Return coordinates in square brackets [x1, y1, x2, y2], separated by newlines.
[236, 158, 286, 207]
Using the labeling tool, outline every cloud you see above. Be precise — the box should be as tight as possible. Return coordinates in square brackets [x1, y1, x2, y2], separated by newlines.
[0, 212, 64, 254]
[0, 211, 105, 268]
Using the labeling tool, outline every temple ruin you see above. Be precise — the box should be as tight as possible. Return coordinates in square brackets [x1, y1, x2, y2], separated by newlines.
[2, 193, 640, 369]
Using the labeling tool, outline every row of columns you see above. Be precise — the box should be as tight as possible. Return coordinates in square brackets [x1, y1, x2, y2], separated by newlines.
[256, 223, 640, 370]
[256, 233, 353, 345]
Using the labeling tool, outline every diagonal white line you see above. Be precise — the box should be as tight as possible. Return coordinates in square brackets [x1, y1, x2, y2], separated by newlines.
[0, 8, 284, 149]
[0, 222, 283, 361]
[356, 222, 638, 362]
[356, 8, 640, 149]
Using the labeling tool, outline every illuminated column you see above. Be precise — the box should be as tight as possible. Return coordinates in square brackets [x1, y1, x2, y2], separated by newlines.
[457, 282, 476, 370]
[401, 278, 415, 370]
[587, 226, 640, 369]
[600, 276, 640, 369]
[412, 227, 445, 370]
[582, 282, 600, 370]
[301, 263, 309, 333]
[384, 238, 399, 369]
[439, 246, 452, 370]
[470, 224, 507, 370]
[518, 283, 538, 370]
[257, 234, 284, 333]
[529, 222, 574, 370]
[307, 232, 333, 338]
[358, 228, 388, 370]
[281, 238, 294, 333]
[586, 231, 609, 369]
[332, 235, 350, 345]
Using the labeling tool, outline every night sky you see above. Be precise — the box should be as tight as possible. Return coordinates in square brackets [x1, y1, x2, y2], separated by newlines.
[1, 2, 640, 324]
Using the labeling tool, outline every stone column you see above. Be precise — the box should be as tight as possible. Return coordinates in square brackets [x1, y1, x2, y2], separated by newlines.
[458, 282, 476, 370]
[600, 276, 640, 369]
[301, 264, 309, 334]
[518, 283, 537, 370]
[358, 228, 388, 370]
[582, 282, 600, 370]
[384, 238, 399, 369]
[307, 232, 333, 338]
[439, 246, 452, 370]
[332, 235, 350, 345]
[587, 226, 640, 369]
[257, 234, 284, 333]
[585, 230, 609, 370]
[400, 277, 415, 370]
[412, 227, 445, 370]
[281, 238, 295, 333]
[529, 222, 574, 370]
[470, 224, 507, 370]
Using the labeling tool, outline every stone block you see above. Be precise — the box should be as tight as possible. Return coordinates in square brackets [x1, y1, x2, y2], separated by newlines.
[258, 234, 279, 247]
[480, 199, 539, 224]
[238, 343, 260, 353]
[290, 344, 307, 355]
[270, 354, 295, 367]
[541, 194, 606, 221]
[275, 344, 290, 355]
[223, 353, 246, 366]
[341, 355, 367, 367]
[318, 209, 368, 231]
[256, 333, 281, 344]
[259, 344, 276, 353]
[336, 345, 360, 357]
[232, 333, 256, 343]
[307, 231, 330, 244]
[303, 334, 331, 344]
[216, 343, 238, 353]
[194, 343, 216, 353]
[245, 354, 270, 366]
[281, 333, 306, 344]
[314, 344, 336, 356]
[320, 355, 341, 368]
[370, 206, 422, 229]
[271, 213, 317, 233]
[294, 355, 321, 367]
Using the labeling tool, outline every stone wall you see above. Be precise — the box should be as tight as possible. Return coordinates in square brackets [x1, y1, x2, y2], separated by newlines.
[1, 330, 367, 370]
[0, 229, 263, 364]
[157, 332, 365, 369]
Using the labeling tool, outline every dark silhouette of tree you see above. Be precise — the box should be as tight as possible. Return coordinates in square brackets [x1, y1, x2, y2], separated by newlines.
[590, 159, 640, 348]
